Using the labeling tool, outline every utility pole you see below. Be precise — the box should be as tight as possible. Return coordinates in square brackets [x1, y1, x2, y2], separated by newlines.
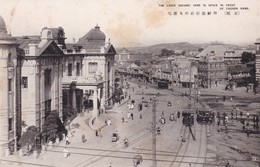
[189, 62, 192, 101]
[152, 96, 158, 167]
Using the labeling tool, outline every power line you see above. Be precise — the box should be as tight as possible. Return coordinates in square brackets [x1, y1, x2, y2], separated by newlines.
[0, 158, 54, 167]
[38, 149, 228, 166]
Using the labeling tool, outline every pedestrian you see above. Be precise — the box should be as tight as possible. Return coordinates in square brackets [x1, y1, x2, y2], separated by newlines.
[177, 111, 180, 118]
[240, 111, 243, 118]
[247, 111, 250, 118]
[105, 119, 107, 125]
[140, 114, 142, 119]
[95, 130, 99, 137]
[127, 112, 131, 119]
[131, 113, 134, 120]
[225, 162, 230, 167]
[99, 129, 102, 138]
[162, 111, 164, 116]
[121, 117, 125, 123]
[66, 136, 70, 145]
[63, 147, 69, 158]
[107, 119, 111, 125]
[157, 127, 161, 135]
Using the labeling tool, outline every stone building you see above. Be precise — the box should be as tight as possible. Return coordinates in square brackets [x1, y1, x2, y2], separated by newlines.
[0, 15, 18, 156]
[62, 25, 116, 123]
[0, 15, 116, 156]
[198, 56, 227, 88]
[16, 27, 64, 130]
[255, 38, 260, 93]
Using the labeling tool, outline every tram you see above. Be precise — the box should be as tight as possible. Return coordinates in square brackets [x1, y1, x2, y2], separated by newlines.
[157, 80, 169, 89]
[182, 109, 194, 126]
[197, 108, 215, 124]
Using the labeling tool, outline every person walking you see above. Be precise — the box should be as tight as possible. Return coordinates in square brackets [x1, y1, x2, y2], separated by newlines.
[66, 136, 70, 145]
[131, 113, 134, 120]
[63, 147, 69, 158]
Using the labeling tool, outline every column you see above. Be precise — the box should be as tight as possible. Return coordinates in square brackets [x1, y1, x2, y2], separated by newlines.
[72, 86, 77, 114]
[100, 87, 105, 112]
[92, 88, 98, 118]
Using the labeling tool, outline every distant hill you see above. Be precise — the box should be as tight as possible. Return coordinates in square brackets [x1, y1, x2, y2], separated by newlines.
[116, 42, 247, 55]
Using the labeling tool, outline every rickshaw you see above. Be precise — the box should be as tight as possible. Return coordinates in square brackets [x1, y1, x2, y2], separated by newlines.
[112, 132, 119, 142]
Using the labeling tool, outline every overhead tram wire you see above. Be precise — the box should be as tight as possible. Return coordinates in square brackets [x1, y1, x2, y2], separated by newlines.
[33, 141, 259, 163]
[36, 149, 234, 166]
[0, 158, 55, 167]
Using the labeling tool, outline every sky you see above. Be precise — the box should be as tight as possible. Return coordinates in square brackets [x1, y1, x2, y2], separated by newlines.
[0, 0, 260, 47]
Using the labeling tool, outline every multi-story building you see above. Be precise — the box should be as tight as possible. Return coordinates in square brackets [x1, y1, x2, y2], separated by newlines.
[171, 56, 198, 88]
[198, 56, 227, 88]
[0, 15, 18, 156]
[255, 38, 260, 93]
[16, 27, 64, 131]
[62, 25, 116, 121]
[0, 15, 116, 156]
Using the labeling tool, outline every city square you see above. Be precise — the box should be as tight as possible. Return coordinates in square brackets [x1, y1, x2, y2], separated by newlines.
[0, 0, 260, 167]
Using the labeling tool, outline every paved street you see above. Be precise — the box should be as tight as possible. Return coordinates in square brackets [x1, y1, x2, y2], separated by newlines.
[1, 80, 259, 167]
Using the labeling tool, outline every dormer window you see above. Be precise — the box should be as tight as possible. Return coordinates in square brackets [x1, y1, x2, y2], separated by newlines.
[47, 31, 52, 38]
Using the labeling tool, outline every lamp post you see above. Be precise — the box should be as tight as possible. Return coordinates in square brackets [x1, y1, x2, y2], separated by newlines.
[151, 95, 159, 167]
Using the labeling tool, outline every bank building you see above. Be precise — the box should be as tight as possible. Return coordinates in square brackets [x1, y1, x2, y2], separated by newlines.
[0, 15, 116, 156]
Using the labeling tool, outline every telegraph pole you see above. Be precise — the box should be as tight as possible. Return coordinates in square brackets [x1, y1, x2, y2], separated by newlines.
[152, 96, 158, 167]
[189, 62, 192, 101]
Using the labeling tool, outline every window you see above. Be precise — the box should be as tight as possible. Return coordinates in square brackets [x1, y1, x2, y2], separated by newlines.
[76, 63, 81, 76]
[68, 63, 72, 76]
[25, 49, 29, 54]
[7, 53, 13, 66]
[8, 79, 12, 92]
[8, 118, 13, 131]
[89, 62, 98, 74]
[45, 99, 51, 119]
[44, 69, 51, 86]
[21, 77, 28, 88]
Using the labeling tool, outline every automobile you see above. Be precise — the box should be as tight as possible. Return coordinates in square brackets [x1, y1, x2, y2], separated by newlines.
[167, 101, 172, 106]
[143, 101, 149, 107]
[112, 132, 119, 142]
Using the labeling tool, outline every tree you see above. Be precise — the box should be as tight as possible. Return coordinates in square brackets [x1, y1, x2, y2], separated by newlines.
[63, 106, 76, 122]
[42, 110, 65, 142]
[18, 126, 39, 152]
[241, 52, 255, 64]
[159, 49, 175, 57]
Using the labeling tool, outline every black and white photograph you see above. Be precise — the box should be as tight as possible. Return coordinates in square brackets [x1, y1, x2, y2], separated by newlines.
[0, 0, 260, 166]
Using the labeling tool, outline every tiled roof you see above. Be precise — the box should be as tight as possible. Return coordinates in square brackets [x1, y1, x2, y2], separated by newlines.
[16, 36, 41, 49]
[196, 44, 227, 58]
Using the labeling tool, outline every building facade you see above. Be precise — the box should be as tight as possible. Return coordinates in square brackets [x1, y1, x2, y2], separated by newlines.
[0, 15, 18, 156]
[198, 56, 227, 88]
[0, 15, 116, 156]
[255, 38, 260, 93]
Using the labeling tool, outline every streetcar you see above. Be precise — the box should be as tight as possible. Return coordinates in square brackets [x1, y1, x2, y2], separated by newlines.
[182, 109, 194, 126]
[197, 108, 215, 124]
[157, 80, 169, 89]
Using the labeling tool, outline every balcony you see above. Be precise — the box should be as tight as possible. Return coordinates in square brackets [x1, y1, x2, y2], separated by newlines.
[62, 75, 104, 85]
